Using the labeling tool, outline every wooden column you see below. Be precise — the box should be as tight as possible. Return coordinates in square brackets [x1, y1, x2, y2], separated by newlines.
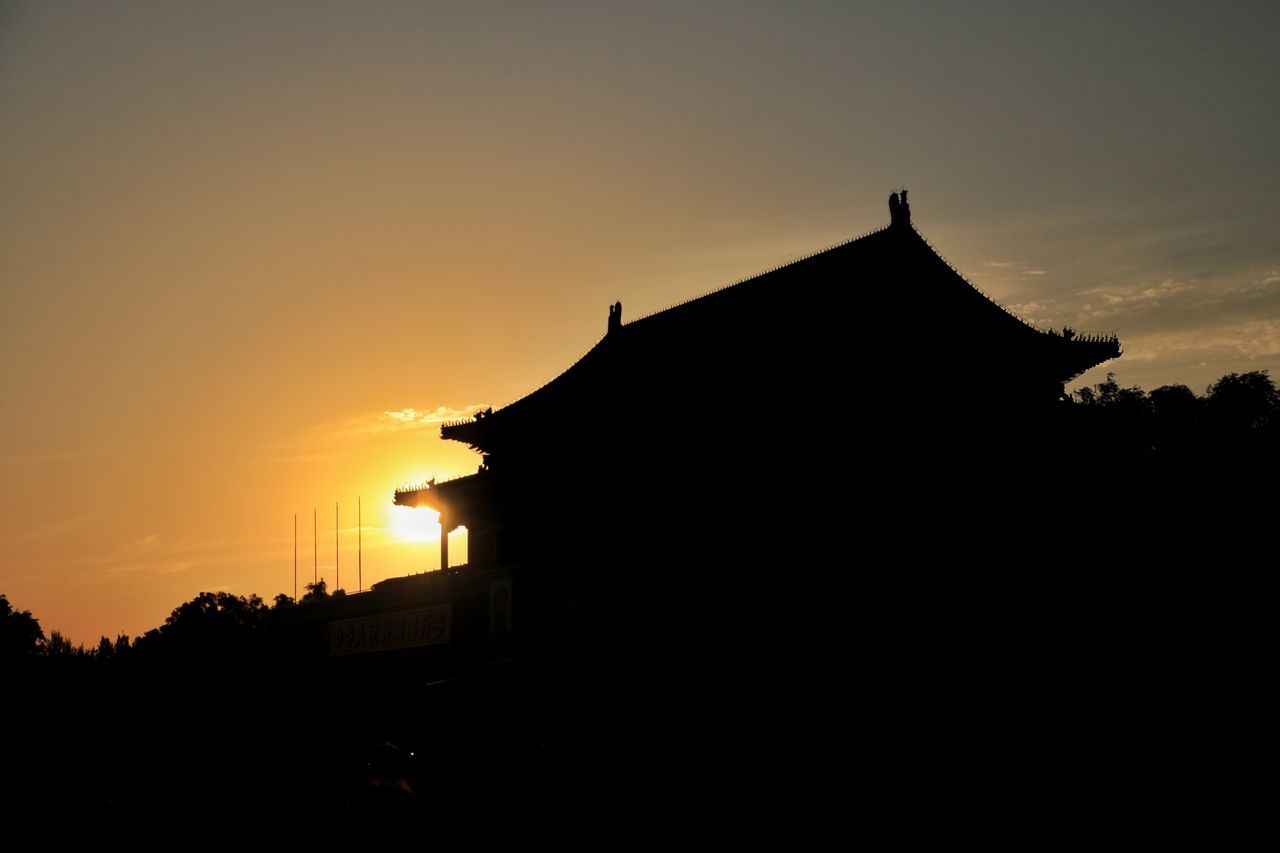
[440, 516, 449, 571]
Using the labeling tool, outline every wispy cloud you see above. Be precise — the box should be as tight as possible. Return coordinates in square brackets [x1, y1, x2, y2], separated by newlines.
[82, 533, 290, 581]
[382, 406, 489, 427]
[258, 404, 490, 462]
[255, 452, 339, 465]
[1009, 265, 1280, 335]
[982, 259, 1050, 278]
[101, 560, 195, 578]
[1081, 278, 1200, 319]
[88, 532, 179, 578]
[84, 532, 194, 578]
[313, 405, 489, 442]
[1122, 319, 1280, 364]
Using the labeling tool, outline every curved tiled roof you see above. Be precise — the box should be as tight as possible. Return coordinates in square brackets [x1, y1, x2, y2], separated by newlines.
[443, 211, 1119, 450]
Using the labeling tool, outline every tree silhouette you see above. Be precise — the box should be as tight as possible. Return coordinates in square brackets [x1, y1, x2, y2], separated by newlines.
[1149, 383, 1199, 420]
[132, 591, 269, 662]
[96, 633, 131, 660]
[1069, 369, 1280, 464]
[1206, 370, 1279, 431]
[301, 578, 330, 604]
[44, 629, 86, 657]
[0, 593, 44, 658]
[1073, 371, 1151, 414]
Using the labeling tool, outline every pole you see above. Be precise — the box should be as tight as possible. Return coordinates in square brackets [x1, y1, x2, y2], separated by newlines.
[293, 513, 297, 601]
[358, 496, 362, 593]
[313, 508, 317, 586]
[335, 502, 340, 592]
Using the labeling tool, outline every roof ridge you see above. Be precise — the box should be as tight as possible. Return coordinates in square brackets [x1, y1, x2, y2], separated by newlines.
[444, 223, 894, 430]
[909, 225, 1048, 333]
[626, 224, 891, 326]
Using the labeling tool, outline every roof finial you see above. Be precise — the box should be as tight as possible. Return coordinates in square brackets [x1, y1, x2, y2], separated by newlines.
[607, 301, 622, 334]
[889, 186, 910, 227]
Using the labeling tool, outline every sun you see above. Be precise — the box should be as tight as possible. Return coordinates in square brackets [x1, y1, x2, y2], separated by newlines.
[388, 505, 441, 542]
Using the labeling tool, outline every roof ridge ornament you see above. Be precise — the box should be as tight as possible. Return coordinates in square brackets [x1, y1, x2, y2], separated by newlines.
[889, 187, 911, 228]
[607, 300, 622, 334]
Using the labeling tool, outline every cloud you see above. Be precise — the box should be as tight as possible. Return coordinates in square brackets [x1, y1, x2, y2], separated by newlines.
[382, 406, 489, 427]
[1009, 265, 1280, 335]
[1046, 279, 1205, 324]
[257, 452, 340, 465]
[101, 560, 194, 578]
[309, 404, 489, 441]
[1079, 274, 1280, 329]
[1117, 319, 1280, 363]
[259, 403, 490, 460]
[83, 534, 289, 581]
[1087, 278, 1197, 314]
[1259, 271, 1280, 285]
[90, 532, 190, 578]
[981, 260, 1050, 279]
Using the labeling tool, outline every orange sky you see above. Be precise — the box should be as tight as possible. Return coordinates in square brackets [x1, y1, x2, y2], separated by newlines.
[3, 3, 1277, 643]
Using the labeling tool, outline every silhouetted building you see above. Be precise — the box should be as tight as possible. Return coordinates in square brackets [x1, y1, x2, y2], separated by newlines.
[357, 195, 1125, 813]
[394, 191, 1120, 575]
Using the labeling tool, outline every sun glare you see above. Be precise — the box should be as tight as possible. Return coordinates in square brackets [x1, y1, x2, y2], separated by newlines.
[389, 505, 441, 542]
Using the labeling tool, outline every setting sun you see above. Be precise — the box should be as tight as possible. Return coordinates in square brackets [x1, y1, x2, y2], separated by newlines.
[389, 505, 440, 543]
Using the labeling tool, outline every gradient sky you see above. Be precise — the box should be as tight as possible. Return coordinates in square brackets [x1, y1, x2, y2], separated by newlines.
[3, 1, 1277, 643]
